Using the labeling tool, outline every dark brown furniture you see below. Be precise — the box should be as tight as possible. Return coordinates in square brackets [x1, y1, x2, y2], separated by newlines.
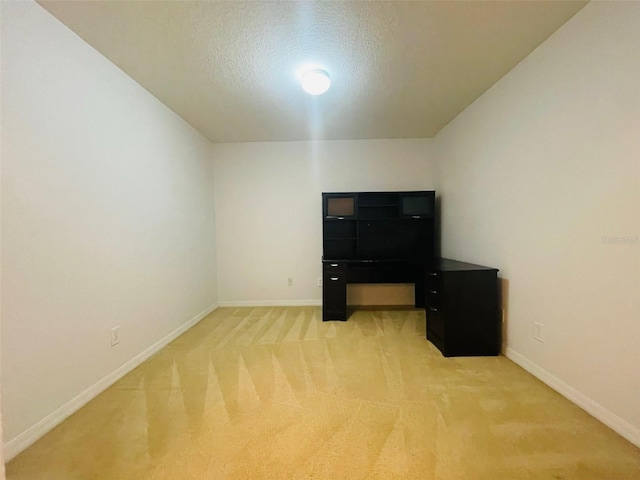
[425, 258, 500, 357]
[322, 191, 435, 321]
[321, 191, 501, 357]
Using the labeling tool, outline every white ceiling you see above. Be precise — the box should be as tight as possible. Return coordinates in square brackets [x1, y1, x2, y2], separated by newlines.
[38, 0, 587, 143]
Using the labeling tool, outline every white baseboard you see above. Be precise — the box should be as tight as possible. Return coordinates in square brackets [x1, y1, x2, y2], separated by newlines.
[506, 347, 639, 448]
[4, 303, 218, 461]
[218, 300, 321, 307]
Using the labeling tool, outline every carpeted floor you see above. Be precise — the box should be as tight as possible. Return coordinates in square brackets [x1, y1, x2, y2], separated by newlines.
[6, 307, 640, 479]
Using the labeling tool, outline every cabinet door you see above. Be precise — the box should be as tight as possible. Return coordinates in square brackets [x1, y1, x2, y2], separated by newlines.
[324, 194, 356, 219]
[399, 192, 435, 219]
[323, 271, 347, 320]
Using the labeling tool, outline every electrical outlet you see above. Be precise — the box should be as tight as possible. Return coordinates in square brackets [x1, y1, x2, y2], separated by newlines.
[534, 322, 544, 343]
[317, 277, 323, 287]
[288, 277, 293, 287]
[110, 326, 121, 347]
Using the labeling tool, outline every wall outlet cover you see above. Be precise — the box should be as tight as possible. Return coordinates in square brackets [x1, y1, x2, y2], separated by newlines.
[534, 322, 544, 343]
[110, 326, 121, 347]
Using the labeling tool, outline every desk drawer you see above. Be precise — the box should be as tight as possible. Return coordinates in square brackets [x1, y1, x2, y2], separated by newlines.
[426, 305, 444, 339]
[426, 286, 441, 309]
[425, 270, 442, 289]
[324, 271, 346, 285]
[323, 262, 347, 274]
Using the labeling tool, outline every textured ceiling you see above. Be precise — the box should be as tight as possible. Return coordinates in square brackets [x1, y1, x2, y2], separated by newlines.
[38, 0, 587, 143]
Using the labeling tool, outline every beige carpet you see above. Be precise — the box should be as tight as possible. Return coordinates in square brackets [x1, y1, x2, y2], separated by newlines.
[7, 307, 639, 479]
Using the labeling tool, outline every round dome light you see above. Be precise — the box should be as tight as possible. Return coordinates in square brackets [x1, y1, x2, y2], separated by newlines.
[301, 69, 331, 95]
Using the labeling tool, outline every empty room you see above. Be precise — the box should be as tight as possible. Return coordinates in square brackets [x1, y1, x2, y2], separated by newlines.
[1, 1, 639, 479]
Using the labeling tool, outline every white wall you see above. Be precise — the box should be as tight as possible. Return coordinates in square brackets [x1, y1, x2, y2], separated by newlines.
[435, 1, 639, 445]
[1, 1, 217, 458]
[213, 139, 437, 305]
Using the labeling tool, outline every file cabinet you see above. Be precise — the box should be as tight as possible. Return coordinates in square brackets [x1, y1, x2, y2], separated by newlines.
[425, 259, 500, 357]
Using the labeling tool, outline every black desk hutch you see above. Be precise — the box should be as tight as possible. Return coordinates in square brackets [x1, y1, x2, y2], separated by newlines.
[321, 190, 500, 357]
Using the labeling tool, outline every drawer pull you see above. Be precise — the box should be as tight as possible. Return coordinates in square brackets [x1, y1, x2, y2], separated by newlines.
[330, 277, 339, 281]
[428, 272, 438, 277]
[429, 306, 438, 312]
[330, 263, 339, 267]
[412, 215, 420, 219]
[429, 289, 438, 294]
[337, 216, 344, 220]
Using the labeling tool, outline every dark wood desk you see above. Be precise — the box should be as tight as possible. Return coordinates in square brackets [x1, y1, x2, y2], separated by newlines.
[322, 257, 500, 357]
[322, 258, 427, 321]
[321, 191, 500, 356]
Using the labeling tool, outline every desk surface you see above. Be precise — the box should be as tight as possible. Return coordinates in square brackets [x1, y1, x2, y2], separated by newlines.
[323, 257, 498, 273]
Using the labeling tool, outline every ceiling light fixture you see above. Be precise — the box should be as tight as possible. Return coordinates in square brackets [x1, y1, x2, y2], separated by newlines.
[300, 68, 331, 95]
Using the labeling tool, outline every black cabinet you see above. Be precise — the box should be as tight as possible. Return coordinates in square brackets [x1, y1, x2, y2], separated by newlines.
[321, 191, 436, 263]
[322, 191, 436, 321]
[322, 262, 347, 321]
[323, 196, 358, 260]
[425, 259, 500, 357]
